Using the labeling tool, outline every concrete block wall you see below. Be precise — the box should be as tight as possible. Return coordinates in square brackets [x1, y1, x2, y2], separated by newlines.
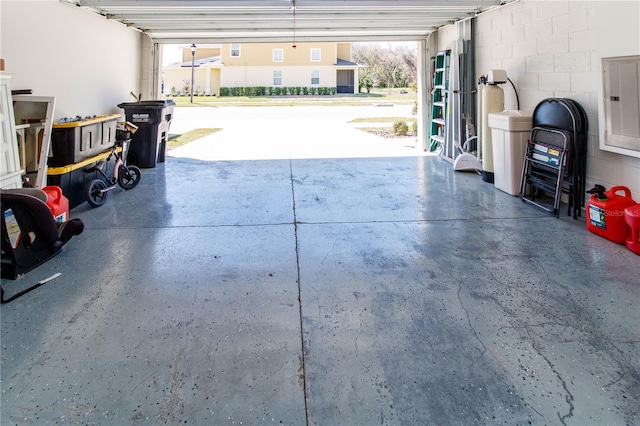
[436, 0, 640, 202]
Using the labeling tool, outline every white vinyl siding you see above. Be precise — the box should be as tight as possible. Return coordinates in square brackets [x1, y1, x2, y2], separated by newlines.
[273, 70, 282, 85]
[273, 48, 283, 62]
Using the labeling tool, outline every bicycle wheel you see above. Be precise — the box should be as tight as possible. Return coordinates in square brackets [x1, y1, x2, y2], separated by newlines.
[85, 179, 108, 207]
[118, 165, 141, 190]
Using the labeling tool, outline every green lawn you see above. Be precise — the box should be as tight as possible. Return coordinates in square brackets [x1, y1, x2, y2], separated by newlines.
[167, 128, 221, 149]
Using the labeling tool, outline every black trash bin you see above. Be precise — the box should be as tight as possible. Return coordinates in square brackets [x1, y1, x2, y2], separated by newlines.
[117, 100, 175, 168]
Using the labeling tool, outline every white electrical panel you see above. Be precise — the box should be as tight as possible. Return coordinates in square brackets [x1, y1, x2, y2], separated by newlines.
[600, 55, 640, 157]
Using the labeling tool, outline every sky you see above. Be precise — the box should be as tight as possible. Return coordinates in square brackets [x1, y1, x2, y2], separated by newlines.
[163, 44, 186, 66]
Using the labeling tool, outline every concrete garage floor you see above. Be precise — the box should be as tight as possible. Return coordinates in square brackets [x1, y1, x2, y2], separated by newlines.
[1, 153, 639, 425]
[2, 100, 639, 424]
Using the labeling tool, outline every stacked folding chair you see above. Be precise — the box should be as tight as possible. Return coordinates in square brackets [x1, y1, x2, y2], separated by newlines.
[519, 98, 588, 218]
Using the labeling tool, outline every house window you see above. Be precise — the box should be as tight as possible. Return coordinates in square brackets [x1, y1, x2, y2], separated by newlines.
[310, 48, 321, 62]
[230, 44, 241, 57]
[274, 70, 282, 86]
[311, 70, 320, 85]
[273, 49, 284, 62]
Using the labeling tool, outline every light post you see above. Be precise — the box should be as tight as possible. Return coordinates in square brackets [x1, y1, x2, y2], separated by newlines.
[190, 44, 196, 103]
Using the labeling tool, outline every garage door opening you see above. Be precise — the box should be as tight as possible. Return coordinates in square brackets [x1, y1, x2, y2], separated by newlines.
[159, 41, 428, 162]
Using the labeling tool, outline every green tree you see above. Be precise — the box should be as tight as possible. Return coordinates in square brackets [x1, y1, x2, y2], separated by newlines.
[353, 42, 417, 93]
[378, 50, 404, 93]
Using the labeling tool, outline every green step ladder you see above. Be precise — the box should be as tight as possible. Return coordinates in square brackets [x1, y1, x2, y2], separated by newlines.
[429, 50, 451, 152]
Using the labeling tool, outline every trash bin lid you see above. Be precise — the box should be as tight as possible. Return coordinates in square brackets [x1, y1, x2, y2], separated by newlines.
[488, 110, 532, 132]
[118, 100, 175, 109]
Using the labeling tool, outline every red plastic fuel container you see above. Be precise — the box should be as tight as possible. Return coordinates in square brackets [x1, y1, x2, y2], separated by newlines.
[586, 186, 636, 244]
[625, 203, 640, 255]
[42, 185, 69, 223]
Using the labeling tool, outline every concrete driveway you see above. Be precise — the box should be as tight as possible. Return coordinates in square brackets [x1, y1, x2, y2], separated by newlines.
[166, 103, 429, 161]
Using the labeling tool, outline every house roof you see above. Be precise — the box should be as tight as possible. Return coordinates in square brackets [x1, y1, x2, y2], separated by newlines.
[60, 0, 510, 44]
[179, 56, 222, 67]
[335, 58, 359, 67]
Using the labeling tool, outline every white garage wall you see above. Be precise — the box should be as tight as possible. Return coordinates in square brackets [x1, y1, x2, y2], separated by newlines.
[436, 0, 640, 201]
[0, 0, 142, 119]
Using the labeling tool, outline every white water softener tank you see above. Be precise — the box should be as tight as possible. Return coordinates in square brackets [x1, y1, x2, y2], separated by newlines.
[488, 110, 532, 196]
[480, 70, 506, 183]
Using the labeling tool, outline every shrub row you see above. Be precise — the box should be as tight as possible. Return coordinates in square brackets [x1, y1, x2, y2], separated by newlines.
[220, 87, 337, 97]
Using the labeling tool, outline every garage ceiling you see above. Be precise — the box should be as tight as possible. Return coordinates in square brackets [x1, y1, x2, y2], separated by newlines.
[61, 0, 507, 44]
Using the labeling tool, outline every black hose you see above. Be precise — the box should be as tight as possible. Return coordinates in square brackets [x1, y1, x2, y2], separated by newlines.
[506, 77, 520, 110]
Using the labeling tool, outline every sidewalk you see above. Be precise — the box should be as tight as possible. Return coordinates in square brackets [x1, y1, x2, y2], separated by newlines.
[166, 104, 430, 161]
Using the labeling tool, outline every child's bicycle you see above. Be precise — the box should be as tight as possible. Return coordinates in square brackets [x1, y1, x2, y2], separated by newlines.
[84, 138, 141, 207]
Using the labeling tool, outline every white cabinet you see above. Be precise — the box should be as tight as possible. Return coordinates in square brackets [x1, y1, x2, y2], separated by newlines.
[0, 73, 56, 189]
[0, 73, 24, 189]
[13, 95, 56, 188]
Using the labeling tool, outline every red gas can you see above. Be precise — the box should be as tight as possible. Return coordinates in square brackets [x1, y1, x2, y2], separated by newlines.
[42, 185, 69, 223]
[586, 185, 636, 244]
[625, 203, 640, 255]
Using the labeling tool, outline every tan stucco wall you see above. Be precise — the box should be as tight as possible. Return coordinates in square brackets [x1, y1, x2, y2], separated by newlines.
[164, 66, 221, 96]
[182, 46, 221, 63]
[221, 42, 339, 66]
[209, 69, 221, 96]
[165, 68, 195, 95]
[164, 42, 355, 96]
[337, 43, 351, 61]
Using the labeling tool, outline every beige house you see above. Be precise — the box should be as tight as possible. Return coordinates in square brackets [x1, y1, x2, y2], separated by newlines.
[163, 42, 359, 97]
